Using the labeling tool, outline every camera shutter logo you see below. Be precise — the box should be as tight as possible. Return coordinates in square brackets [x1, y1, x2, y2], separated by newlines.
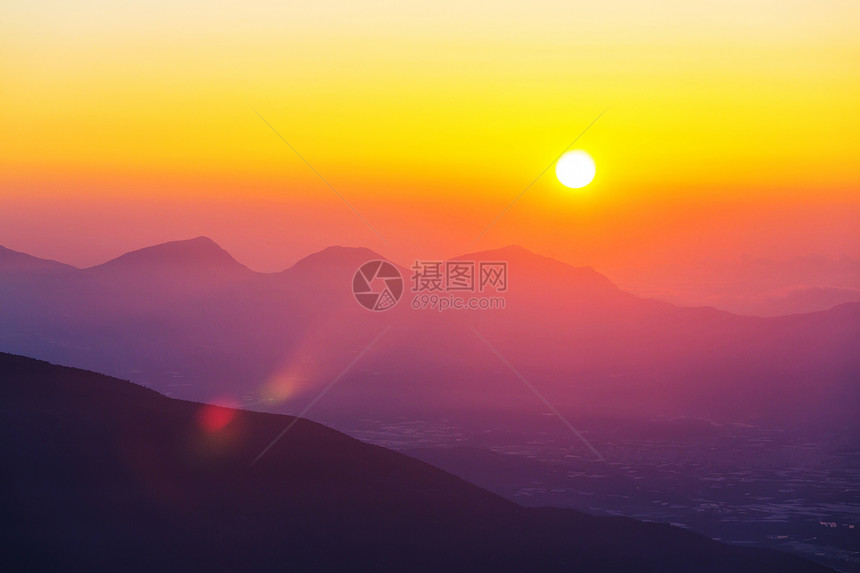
[352, 260, 404, 311]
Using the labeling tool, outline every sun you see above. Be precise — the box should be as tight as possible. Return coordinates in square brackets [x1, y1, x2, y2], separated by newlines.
[555, 150, 596, 189]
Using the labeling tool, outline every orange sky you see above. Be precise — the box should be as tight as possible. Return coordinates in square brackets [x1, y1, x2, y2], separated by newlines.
[1, 0, 858, 276]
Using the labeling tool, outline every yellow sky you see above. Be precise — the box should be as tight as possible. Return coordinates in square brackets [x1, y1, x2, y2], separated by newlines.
[1, 1, 858, 269]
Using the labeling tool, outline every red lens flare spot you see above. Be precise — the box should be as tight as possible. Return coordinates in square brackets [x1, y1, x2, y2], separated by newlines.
[197, 404, 235, 433]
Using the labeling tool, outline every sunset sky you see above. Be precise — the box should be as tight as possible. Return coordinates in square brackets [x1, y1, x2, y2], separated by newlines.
[1, 0, 858, 279]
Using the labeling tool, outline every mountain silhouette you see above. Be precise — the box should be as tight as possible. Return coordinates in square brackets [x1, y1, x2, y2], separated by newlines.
[455, 244, 619, 294]
[283, 245, 384, 276]
[0, 245, 75, 279]
[85, 235, 254, 276]
[0, 239, 856, 431]
[612, 255, 860, 316]
[0, 352, 833, 573]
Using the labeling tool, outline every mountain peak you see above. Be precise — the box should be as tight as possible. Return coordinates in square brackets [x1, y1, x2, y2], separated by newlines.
[453, 245, 618, 292]
[454, 244, 536, 260]
[283, 245, 387, 274]
[89, 237, 251, 274]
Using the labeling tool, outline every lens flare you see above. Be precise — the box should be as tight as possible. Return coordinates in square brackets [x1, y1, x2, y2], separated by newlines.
[197, 403, 235, 433]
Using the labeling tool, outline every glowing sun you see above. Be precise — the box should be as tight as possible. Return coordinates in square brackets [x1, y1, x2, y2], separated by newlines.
[555, 150, 596, 189]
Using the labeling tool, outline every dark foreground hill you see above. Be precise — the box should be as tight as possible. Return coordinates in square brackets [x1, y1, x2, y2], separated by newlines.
[0, 353, 832, 572]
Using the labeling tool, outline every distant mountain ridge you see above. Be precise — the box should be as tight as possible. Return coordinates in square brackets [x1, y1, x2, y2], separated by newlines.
[0, 237, 857, 432]
[84, 236, 254, 276]
[4, 237, 622, 288]
[453, 244, 622, 301]
[610, 254, 860, 316]
[0, 245, 76, 276]
[5, 239, 858, 316]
